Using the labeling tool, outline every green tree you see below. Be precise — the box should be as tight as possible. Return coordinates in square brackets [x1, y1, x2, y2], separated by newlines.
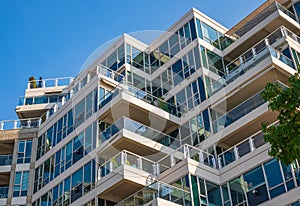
[261, 72, 300, 165]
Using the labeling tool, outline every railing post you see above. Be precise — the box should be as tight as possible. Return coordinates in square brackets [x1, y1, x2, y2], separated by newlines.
[70, 89, 74, 98]
[218, 156, 222, 169]
[27, 82, 30, 89]
[249, 138, 256, 152]
[199, 151, 204, 164]
[0, 122, 3, 130]
[280, 26, 287, 37]
[70, 77, 74, 83]
[27, 119, 31, 128]
[62, 96, 66, 105]
[265, 38, 270, 47]
[212, 156, 217, 169]
[55, 79, 58, 87]
[97, 166, 101, 181]
[109, 161, 113, 172]
[234, 146, 239, 160]
[121, 151, 125, 165]
[38, 118, 42, 126]
[239, 56, 243, 64]
[155, 163, 160, 176]
[14, 120, 18, 129]
[183, 145, 190, 159]
[170, 153, 175, 167]
[251, 47, 257, 58]
[46, 111, 50, 119]
[138, 157, 142, 170]
[53, 104, 58, 113]
[42, 80, 46, 88]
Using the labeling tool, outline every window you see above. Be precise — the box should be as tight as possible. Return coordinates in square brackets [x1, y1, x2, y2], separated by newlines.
[75, 100, 85, 128]
[13, 171, 29, 197]
[67, 109, 74, 135]
[17, 140, 32, 164]
[73, 132, 84, 164]
[85, 92, 93, 119]
[85, 125, 92, 154]
[71, 168, 83, 202]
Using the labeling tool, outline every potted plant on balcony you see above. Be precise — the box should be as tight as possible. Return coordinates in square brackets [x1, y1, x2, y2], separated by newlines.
[29, 76, 37, 89]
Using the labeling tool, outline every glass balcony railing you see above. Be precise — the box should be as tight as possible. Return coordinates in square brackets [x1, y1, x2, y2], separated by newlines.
[218, 131, 267, 168]
[206, 26, 295, 97]
[27, 77, 73, 89]
[97, 64, 125, 83]
[157, 144, 217, 175]
[285, 28, 300, 44]
[0, 118, 40, 130]
[0, 186, 8, 199]
[212, 90, 266, 134]
[97, 150, 156, 180]
[275, 2, 297, 21]
[99, 116, 181, 150]
[116, 181, 191, 206]
[18, 94, 65, 106]
[235, 2, 298, 37]
[0, 154, 13, 166]
[98, 83, 180, 117]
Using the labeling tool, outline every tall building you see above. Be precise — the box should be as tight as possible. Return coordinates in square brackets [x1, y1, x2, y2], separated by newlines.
[1, 0, 300, 205]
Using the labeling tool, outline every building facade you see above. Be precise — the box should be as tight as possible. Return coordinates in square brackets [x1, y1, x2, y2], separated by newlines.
[1, 0, 300, 205]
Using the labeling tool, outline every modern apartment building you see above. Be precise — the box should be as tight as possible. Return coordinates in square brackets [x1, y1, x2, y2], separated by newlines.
[1, 0, 300, 205]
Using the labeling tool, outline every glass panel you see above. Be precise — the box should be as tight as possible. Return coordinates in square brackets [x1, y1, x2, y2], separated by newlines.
[202, 22, 219, 49]
[206, 181, 222, 206]
[264, 159, 283, 188]
[229, 178, 246, 205]
[243, 166, 265, 190]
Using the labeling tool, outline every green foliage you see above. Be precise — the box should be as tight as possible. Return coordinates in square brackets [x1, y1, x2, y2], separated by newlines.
[157, 97, 168, 111]
[261, 72, 300, 165]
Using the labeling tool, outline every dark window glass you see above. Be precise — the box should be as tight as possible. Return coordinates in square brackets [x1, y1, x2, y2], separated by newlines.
[190, 19, 197, 40]
[264, 159, 283, 188]
[244, 166, 265, 190]
[196, 19, 203, 39]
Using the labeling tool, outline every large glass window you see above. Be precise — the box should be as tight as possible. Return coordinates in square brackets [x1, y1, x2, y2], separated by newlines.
[17, 140, 32, 164]
[229, 178, 246, 205]
[13, 171, 29, 197]
[243, 166, 265, 190]
[71, 168, 83, 202]
[202, 22, 219, 48]
[85, 92, 93, 119]
[75, 99, 85, 128]
[73, 132, 84, 164]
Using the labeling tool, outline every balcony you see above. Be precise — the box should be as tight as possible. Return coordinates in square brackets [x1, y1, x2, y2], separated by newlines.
[231, 2, 298, 38]
[97, 65, 125, 83]
[0, 155, 12, 166]
[98, 117, 181, 160]
[17, 94, 65, 106]
[98, 150, 157, 181]
[95, 150, 158, 202]
[0, 186, 8, 199]
[157, 144, 217, 176]
[116, 181, 191, 206]
[225, 1, 300, 59]
[99, 84, 180, 117]
[211, 89, 266, 134]
[0, 118, 40, 130]
[27, 77, 73, 90]
[207, 27, 295, 98]
[218, 130, 267, 168]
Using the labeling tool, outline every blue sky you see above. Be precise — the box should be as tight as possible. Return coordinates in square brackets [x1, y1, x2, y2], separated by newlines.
[0, 0, 265, 120]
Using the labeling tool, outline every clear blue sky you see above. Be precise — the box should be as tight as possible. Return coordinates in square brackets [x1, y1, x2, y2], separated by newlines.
[0, 0, 265, 120]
